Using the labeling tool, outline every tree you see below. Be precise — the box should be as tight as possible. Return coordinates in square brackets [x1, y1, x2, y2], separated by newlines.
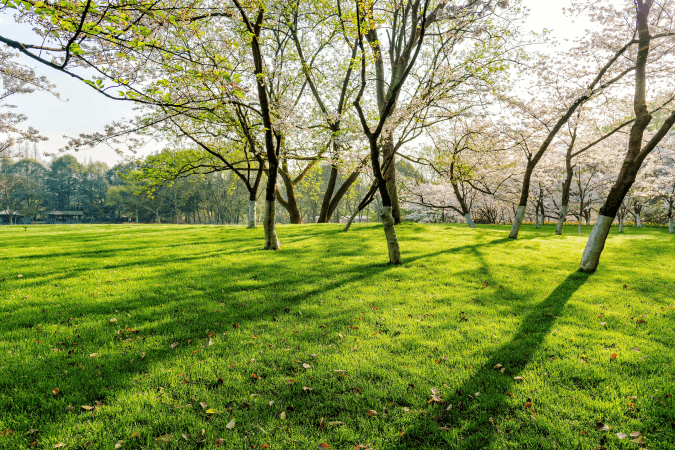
[580, 0, 675, 272]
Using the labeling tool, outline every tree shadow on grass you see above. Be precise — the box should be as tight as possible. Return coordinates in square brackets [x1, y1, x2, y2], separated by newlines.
[399, 271, 591, 449]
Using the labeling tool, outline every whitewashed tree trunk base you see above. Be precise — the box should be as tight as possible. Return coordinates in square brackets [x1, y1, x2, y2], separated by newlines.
[509, 206, 526, 239]
[343, 209, 360, 232]
[555, 205, 567, 235]
[670, 218, 673, 234]
[247, 200, 257, 229]
[579, 215, 614, 273]
[464, 213, 476, 228]
[635, 213, 641, 228]
[263, 200, 280, 250]
[381, 207, 401, 264]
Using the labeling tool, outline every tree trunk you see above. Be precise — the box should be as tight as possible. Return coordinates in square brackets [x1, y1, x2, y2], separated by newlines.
[635, 213, 641, 228]
[578, 215, 582, 234]
[381, 206, 401, 264]
[382, 136, 401, 225]
[555, 205, 568, 235]
[247, 200, 256, 229]
[464, 213, 476, 228]
[318, 165, 338, 223]
[535, 208, 540, 229]
[669, 217, 673, 234]
[263, 200, 280, 250]
[343, 209, 360, 232]
[579, 215, 614, 272]
[619, 215, 624, 233]
[509, 206, 526, 239]
[277, 167, 302, 224]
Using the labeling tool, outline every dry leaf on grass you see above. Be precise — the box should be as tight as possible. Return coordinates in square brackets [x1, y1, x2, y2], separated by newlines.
[226, 419, 236, 430]
[156, 435, 172, 444]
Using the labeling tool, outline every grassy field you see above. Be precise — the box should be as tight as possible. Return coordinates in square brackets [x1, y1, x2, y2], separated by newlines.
[0, 223, 673, 450]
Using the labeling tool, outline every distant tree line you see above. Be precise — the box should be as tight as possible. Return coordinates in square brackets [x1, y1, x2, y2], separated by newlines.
[0, 152, 382, 225]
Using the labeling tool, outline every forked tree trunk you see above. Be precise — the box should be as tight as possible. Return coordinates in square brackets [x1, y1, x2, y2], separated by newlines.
[381, 207, 401, 263]
[382, 134, 401, 225]
[263, 200, 280, 250]
[555, 205, 568, 235]
[464, 213, 476, 228]
[509, 206, 526, 239]
[247, 200, 256, 229]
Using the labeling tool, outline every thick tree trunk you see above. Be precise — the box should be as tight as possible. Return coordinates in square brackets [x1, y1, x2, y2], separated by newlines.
[247, 200, 256, 229]
[263, 200, 280, 250]
[579, 215, 614, 272]
[278, 168, 302, 224]
[635, 213, 641, 228]
[318, 165, 338, 223]
[464, 213, 476, 228]
[555, 205, 568, 235]
[381, 207, 401, 264]
[509, 206, 526, 239]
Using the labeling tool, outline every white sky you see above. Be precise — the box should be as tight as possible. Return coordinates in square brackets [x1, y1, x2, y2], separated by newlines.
[0, 0, 593, 167]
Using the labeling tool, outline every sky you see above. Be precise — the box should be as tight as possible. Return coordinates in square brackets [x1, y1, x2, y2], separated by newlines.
[0, 0, 594, 167]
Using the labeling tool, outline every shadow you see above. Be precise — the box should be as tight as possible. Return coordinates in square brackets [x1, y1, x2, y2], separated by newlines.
[399, 271, 591, 449]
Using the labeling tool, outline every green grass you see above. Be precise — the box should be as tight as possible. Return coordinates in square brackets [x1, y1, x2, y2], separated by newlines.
[0, 223, 673, 450]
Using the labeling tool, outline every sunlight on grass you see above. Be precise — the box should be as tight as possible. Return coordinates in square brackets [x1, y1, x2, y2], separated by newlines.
[0, 223, 673, 449]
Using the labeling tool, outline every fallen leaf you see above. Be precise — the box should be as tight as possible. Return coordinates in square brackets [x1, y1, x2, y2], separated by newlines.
[81, 405, 95, 411]
[302, 386, 313, 392]
[0, 429, 15, 436]
[226, 418, 236, 430]
[199, 402, 208, 410]
[27, 429, 38, 435]
[268, 401, 275, 407]
[338, 334, 343, 339]
[318, 443, 330, 449]
[287, 379, 296, 385]
[170, 342, 179, 349]
[280, 411, 286, 420]
[17, 274, 23, 278]
[431, 387, 440, 395]
[252, 373, 259, 380]
[506, 392, 513, 396]
[398, 431, 405, 438]
[367, 410, 377, 417]
[205, 409, 219, 414]
[600, 322, 607, 326]
[429, 395, 445, 404]
[320, 417, 326, 429]
[636, 319, 646, 324]
[54, 443, 66, 449]
[631, 437, 646, 445]
[89, 353, 98, 358]
[302, 363, 311, 369]
[114, 440, 124, 449]
[52, 388, 60, 396]
[351, 345, 358, 351]
[110, 318, 117, 323]
[596, 423, 610, 432]
[156, 435, 172, 444]
[328, 421, 345, 427]
[208, 338, 214, 346]
[494, 363, 503, 369]
[616, 432, 628, 439]
[181, 433, 191, 442]
[215, 438, 224, 447]
[629, 431, 641, 438]
[514, 376, 524, 381]
[402, 407, 410, 412]
[353, 387, 362, 394]
[334, 370, 346, 373]
[129, 433, 139, 439]
[610, 353, 617, 359]
[140, 352, 145, 360]
[446, 404, 453, 411]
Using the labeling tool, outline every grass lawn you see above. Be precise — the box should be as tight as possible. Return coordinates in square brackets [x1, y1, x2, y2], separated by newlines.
[0, 223, 674, 450]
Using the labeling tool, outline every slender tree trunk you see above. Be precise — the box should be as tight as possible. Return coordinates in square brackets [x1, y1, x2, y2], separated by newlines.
[578, 215, 582, 234]
[247, 199, 257, 229]
[277, 167, 302, 224]
[263, 200, 280, 250]
[635, 213, 641, 227]
[509, 206, 526, 239]
[669, 217, 673, 234]
[344, 209, 360, 232]
[619, 215, 624, 233]
[318, 165, 339, 223]
[555, 205, 568, 235]
[382, 134, 401, 224]
[535, 207, 540, 229]
[381, 206, 401, 263]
